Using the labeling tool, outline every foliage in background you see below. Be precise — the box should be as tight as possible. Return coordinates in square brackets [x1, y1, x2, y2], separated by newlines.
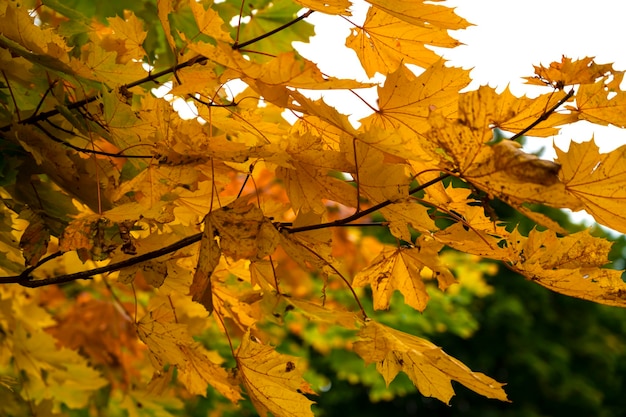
[1, 0, 626, 416]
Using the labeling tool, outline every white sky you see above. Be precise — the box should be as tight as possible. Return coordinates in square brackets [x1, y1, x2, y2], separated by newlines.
[294, 0, 626, 228]
[296, 0, 626, 155]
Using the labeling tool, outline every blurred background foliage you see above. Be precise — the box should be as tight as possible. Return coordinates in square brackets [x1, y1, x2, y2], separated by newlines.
[6, 2, 626, 415]
[180, 198, 626, 417]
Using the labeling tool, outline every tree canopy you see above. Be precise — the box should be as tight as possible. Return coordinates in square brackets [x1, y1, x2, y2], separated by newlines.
[1, 0, 626, 416]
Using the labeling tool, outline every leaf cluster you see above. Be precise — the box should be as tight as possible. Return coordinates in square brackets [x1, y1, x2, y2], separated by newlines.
[1, 0, 626, 416]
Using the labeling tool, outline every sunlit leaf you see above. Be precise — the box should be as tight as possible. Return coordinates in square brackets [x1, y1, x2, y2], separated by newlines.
[236, 331, 316, 417]
[353, 321, 508, 404]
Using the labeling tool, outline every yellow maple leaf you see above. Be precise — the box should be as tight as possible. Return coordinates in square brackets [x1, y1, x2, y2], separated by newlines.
[211, 199, 280, 260]
[278, 163, 358, 213]
[157, 0, 177, 51]
[292, 0, 352, 14]
[367, 0, 470, 30]
[189, 0, 233, 42]
[236, 331, 316, 417]
[137, 296, 242, 401]
[353, 321, 508, 404]
[190, 215, 220, 314]
[352, 237, 455, 311]
[570, 79, 626, 128]
[379, 198, 437, 242]
[105, 13, 147, 64]
[508, 229, 626, 307]
[425, 114, 583, 210]
[556, 139, 626, 233]
[286, 298, 361, 329]
[12, 326, 108, 411]
[361, 61, 470, 139]
[354, 142, 409, 204]
[525, 56, 614, 88]
[0, 3, 73, 74]
[458, 86, 577, 137]
[191, 200, 279, 313]
[347, 7, 461, 77]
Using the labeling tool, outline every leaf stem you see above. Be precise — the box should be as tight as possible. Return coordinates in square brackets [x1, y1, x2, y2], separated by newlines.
[2, 233, 202, 287]
[232, 9, 314, 50]
[285, 173, 451, 234]
[509, 88, 574, 141]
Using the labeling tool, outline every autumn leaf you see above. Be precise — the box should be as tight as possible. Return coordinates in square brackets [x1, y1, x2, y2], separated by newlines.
[190, 214, 220, 313]
[425, 113, 584, 211]
[556, 139, 626, 233]
[292, 0, 351, 15]
[353, 320, 508, 404]
[347, 7, 462, 77]
[361, 61, 471, 138]
[353, 237, 455, 311]
[137, 295, 242, 401]
[367, 0, 471, 30]
[508, 228, 626, 307]
[525, 56, 614, 88]
[570, 77, 626, 128]
[236, 331, 316, 417]
[458, 85, 577, 137]
[18, 212, 50, 266]
[12, 326, 108, 410]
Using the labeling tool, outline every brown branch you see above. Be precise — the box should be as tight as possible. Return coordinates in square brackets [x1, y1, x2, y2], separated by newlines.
[0, 233, 202, 287]
[34, 122, 154, 159]
[232, 9, 314, 50]
[0, 10, 315, 134]
[509, 88, 575, 141]
[284, 173, 452, 234]
[2, 70, 21, 121]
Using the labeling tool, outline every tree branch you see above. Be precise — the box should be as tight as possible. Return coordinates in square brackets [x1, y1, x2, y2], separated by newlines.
[283, 173, 451, 234]
[509, 88, 575, 141]
[1, 233, 202, 287]
[0, 10, 315, 135]
[232, 10, 314, 50]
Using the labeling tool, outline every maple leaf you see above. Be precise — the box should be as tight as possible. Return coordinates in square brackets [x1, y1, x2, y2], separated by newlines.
[425, 114, 584, 211]
[347, 7, 461, 77]
[367, 0, 471, 30]
[12, 326, 108, 411]
[353, 237, 455, 311]
[361, 61, 471, 138]
[137, 295, 242, 401]
[508, 229, 626, 307]
[525, 56, 614, 88]
[236, 331, 316, 417]
[458, 85, 577, 137]
[556, 139, 626, 233]
[570, 77, 626, 128]
[353, 321, 508, 404]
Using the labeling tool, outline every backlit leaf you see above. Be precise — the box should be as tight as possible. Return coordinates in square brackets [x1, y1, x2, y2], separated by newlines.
[509, 229, 626, 307]
[353, 321, 508, 404]
[353, 237, 455, 311]
[556, 139, 626, 233]
[236, 331, 316, 417]
[347, 7, 461, 77]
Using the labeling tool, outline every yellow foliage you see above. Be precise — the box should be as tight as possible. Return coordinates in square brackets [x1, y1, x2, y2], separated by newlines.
[1, 0, 626, 415]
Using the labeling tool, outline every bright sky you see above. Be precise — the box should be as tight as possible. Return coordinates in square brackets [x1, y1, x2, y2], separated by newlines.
[161, 0, 625, 229]
[294, 0, 626, 228]
[296, 0, 626, 155]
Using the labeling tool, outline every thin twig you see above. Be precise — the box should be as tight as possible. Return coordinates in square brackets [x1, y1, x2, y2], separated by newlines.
[232, 9, 314, 50]
[509, 88, 574, 141]
[1, 233, 202, 287]
[2, 70, 21, 121]
[34, 122, 154, 159]
[285, 173, 451, 234]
